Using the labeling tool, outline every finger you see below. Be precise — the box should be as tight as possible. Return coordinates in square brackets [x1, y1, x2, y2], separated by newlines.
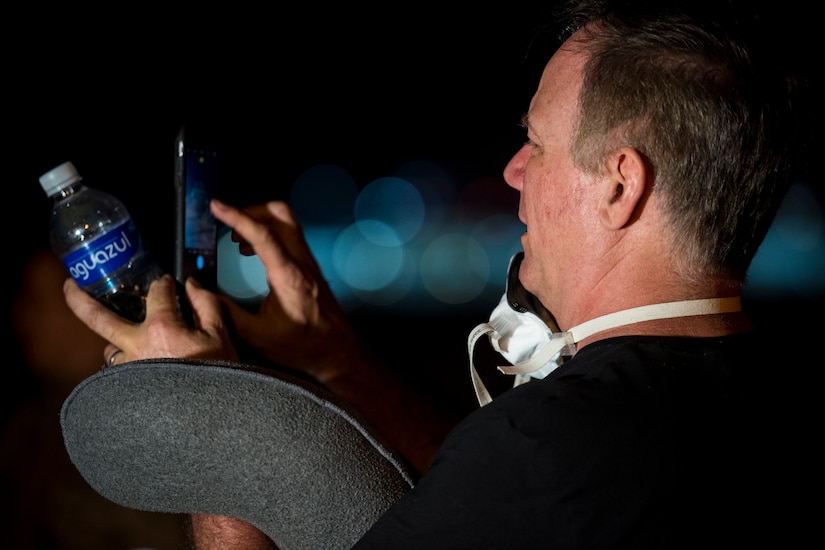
[228, 200, 321, 278]
[144, 274, 183, 321]
[262, 202, 329, 287]
[218, 200, 314, 266]
[218, 201, 271, 256]
[184, 277, 225, 331]
[103, 344, 123, 366]
[63, 278, 134, 346]
[214, 200, 298, 244]
[262, 201, 316, 262]
[211, 200, 293, 276]
[262, 200, 297, 225]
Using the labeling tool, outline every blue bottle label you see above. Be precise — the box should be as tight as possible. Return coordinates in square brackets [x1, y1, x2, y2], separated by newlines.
[63, 220, 141, 287]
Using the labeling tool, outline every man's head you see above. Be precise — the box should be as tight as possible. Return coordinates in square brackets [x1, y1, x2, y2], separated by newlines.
[562, 0, 797, 282]
[506, 0, 799, 321]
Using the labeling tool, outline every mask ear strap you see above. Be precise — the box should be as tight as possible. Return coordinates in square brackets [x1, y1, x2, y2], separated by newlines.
[497, 332, 574, 377]
[500, 297, 741, 376]
[473, 297, 742, 407]
[570, 296, 741, 346]
[467, 322, 498, 406]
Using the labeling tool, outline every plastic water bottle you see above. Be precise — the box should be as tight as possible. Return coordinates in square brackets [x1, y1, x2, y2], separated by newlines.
[39, 161, 164, 322]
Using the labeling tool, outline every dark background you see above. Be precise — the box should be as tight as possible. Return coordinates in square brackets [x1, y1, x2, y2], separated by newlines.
[6, 5, 573, 414]
[2, 3, 822, 547]
[8, 3, 820, 255]
[6, 2, 824, 409]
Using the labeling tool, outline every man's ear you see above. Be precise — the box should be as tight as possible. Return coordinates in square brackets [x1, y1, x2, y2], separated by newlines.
[598, 147, 649, 229]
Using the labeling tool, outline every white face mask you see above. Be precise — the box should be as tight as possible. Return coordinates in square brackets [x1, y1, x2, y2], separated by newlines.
[467, 253, 742, 407]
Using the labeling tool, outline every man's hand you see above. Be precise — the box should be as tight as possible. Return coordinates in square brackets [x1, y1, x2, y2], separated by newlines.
[211, 199, 361, 383]
[64, 274, 239, 366]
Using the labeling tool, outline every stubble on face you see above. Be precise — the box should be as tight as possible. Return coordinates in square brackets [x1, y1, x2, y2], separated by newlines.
[517, 35, 592, 316]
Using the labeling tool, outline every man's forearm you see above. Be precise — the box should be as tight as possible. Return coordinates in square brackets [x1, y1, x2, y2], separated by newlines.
[319, 345, 457, 476]
[189, 514, 278, 550]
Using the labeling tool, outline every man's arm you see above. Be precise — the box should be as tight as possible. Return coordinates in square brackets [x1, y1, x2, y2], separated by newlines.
[189, 514, 278, 550]
[211, 200, 456, 474]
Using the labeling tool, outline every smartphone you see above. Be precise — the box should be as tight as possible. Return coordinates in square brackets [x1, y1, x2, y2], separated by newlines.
[174, 124, 219, 291]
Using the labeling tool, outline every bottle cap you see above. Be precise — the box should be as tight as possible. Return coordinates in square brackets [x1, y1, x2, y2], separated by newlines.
[39, 161, 82, 196]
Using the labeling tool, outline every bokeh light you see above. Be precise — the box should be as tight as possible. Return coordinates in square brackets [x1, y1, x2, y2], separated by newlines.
[420, 233, 490, 305]
[355, 177, 426, 246]
[216, 163, 824, 315]
[333, 221, 406, 292]
[216, 228, 268, 307]
[744, 180, 825, 301]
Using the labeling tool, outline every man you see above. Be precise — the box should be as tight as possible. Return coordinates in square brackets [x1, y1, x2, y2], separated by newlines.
[64, 0, 803, 547]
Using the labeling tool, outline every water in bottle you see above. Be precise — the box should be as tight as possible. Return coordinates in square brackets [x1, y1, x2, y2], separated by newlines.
[39, 161, 164, 322]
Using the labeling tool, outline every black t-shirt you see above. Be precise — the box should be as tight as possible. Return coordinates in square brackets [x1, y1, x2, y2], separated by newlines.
[355, 332, 794, 549]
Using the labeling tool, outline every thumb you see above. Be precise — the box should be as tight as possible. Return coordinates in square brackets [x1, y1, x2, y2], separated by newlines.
[182, 277, 229, 333]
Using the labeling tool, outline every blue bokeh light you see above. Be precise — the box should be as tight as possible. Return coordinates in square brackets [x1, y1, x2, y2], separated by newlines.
[334, 221, 405, 292]
[216, 229, 268, 306]
[216, 163, 823, 315]
[355, 177, 426, 246]
[420, 233, 490, 305]
[745, 180, 825, 301]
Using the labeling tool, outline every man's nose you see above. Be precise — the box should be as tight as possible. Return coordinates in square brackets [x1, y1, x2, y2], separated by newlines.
[503, 145, 529, 190]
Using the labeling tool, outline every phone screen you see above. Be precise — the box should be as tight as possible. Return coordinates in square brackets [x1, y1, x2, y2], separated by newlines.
[184, 149, 218, 285]
[175, 126, 219, 290]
